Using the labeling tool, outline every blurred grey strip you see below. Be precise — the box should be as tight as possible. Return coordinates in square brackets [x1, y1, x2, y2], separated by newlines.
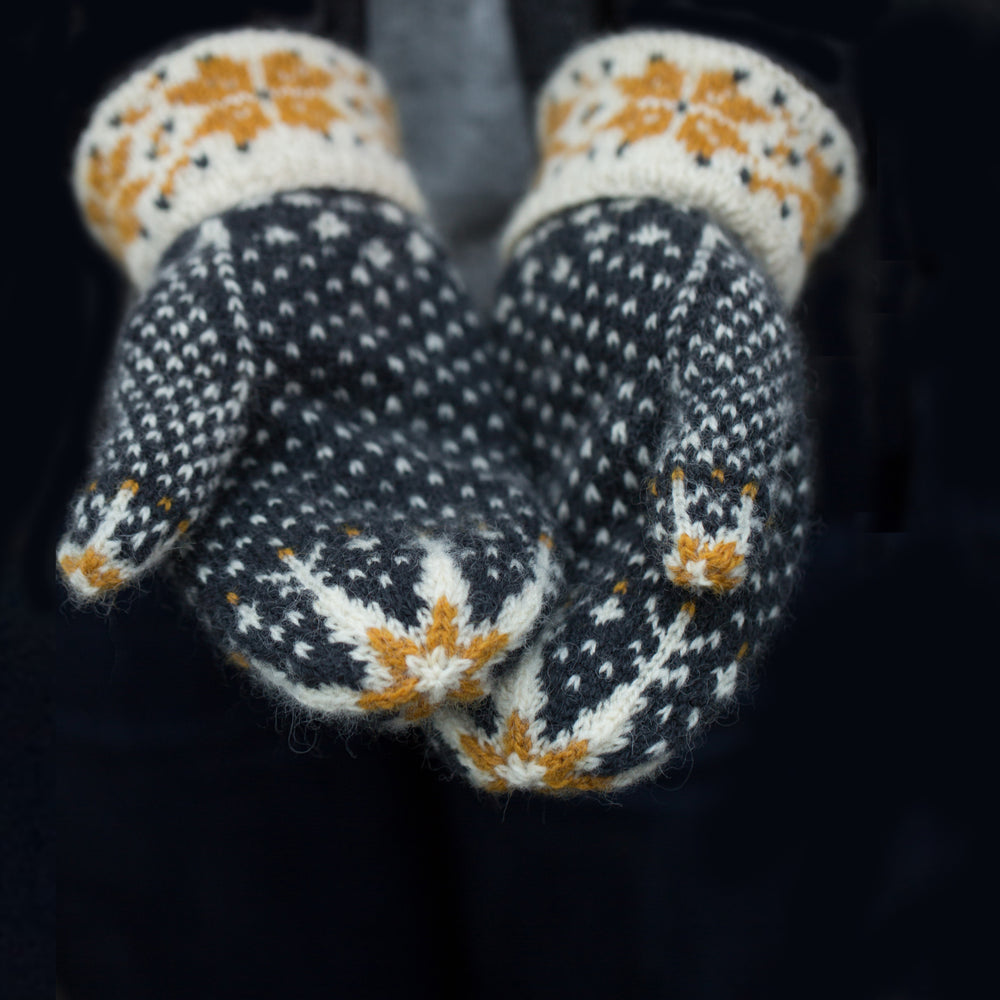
[367, 0, 533, 305]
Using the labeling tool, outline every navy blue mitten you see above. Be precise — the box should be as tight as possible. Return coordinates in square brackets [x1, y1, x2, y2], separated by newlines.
[429, 31, 860, 791]
[58, 29, 561, 722]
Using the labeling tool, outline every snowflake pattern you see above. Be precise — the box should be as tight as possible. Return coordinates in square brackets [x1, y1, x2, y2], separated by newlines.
[429, 198, 812, 792]
[60, 190, 563, 720]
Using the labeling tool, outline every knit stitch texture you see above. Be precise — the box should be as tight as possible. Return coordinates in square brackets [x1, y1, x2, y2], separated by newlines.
[62, 189, 562, 720]
[424, 30, 860, 794]
[503, 31, 860, 304]
[74, 28, 423, 289]
[430, 197, 812, 790]
[57, 29, 562, 721]
[167, 190, 561, 719]
[60, 29, 422, 594]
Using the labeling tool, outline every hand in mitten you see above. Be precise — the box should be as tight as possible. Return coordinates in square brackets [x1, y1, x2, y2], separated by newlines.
[58, 30, 562, 722]
[428, 31, 860, 790]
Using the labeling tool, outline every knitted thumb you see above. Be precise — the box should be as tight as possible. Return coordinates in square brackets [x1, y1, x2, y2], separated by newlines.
[57, 29, 421, 601]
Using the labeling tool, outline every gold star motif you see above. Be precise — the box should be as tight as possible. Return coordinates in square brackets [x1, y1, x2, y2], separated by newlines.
[666, 534, 746, 594]
[359, 597, 509, 719]
[59, 547, 126, 593]
[459, 712, 611, 793]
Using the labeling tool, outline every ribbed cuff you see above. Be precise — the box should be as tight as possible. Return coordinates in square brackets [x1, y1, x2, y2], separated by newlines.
[502, 31, 860, 304]
[74, 28, 425, 288]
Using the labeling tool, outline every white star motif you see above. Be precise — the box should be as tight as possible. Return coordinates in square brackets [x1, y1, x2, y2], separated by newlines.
[362, 239, 393, 270]
[311, 211, 351, 240]
[571, 204, 604, 225]
[406, 231, 435, 262]
[264, 226, 299, 245]
[629, 224, 673, 246]
[584, 222, 617, 244]
[589, 595, 625, 626]
[551, 255, 573, 282]
[194, 217, 231, 253]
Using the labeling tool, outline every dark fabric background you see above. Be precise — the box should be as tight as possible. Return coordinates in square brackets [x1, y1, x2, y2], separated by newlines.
[2, 1, 994, 997]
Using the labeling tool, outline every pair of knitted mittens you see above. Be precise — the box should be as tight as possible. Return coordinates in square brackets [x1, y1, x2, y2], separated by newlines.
[59, 28, 859, 791]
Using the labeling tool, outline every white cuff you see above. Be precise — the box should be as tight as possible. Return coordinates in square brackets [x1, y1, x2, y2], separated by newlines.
[74, 29, 425, 288]
[502, 31, 861, 304]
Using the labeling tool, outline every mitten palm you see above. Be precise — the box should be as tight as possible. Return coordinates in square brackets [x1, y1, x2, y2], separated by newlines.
[168, 189, 559, 720]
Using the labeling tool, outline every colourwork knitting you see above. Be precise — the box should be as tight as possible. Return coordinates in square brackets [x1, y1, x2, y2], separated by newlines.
[58, 30, 562, 721]
[431, 198, 810, 789]
[427, 31, 860, 792]
[503, 31, 859, 304]
[60, 28, 421, 594]
[168, 190, 561, 720]
[73, 28, 423, 289]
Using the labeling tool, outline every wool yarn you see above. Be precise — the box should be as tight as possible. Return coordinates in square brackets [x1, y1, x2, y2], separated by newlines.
[502, 30, 859, 305]
[427, 31, 860, 792]
[58, 29, 561, 721]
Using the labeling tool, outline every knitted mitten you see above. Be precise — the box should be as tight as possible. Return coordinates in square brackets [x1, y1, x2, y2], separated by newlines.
[58, 29, 561, 721]
[429, 32, 860, 790]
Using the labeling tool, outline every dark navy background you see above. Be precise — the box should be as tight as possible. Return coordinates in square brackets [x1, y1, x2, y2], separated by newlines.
[2, 1, 992, 996]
